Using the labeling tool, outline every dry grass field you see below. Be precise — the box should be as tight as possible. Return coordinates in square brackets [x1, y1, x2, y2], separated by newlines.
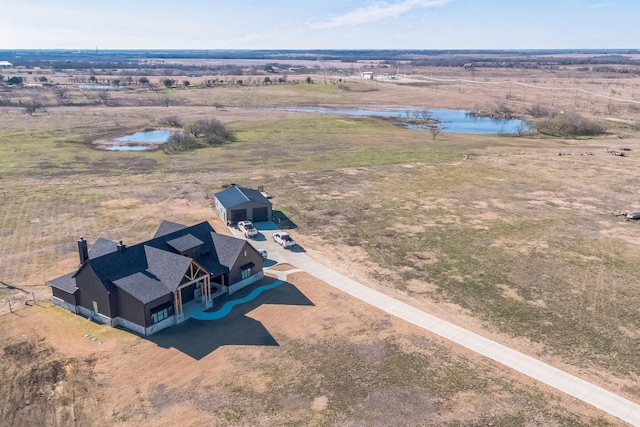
[1, 62, 639, 425]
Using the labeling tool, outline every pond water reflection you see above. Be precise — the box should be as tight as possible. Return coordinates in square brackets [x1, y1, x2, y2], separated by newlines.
[275, 107, 529, 134]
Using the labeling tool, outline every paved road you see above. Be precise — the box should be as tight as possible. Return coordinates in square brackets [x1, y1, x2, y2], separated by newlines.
[238, 225, 640, 426]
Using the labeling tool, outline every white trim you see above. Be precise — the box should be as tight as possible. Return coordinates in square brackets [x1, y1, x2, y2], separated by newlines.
[115, 316, 146, 335]
[77, 305, 113, 326]
[52, 297, 78, 314]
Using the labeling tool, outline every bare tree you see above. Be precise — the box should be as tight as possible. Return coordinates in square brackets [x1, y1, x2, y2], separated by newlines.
[430, 125, 442, 140]
[515, 120, 528, 137]
[24, 99, 46, 115]
[98, 90, 109, 105]
[55, 87, 70, 105]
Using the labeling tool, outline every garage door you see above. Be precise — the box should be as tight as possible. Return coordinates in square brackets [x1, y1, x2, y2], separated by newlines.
[253, 207, 269, 222]
[230, 209, 247, 222]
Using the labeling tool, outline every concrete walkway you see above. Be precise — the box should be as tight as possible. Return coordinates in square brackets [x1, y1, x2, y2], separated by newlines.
[244, 228, 640, 426]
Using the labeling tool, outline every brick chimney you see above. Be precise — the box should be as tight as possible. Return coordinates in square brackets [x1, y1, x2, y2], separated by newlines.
[77, 237, 89, 265]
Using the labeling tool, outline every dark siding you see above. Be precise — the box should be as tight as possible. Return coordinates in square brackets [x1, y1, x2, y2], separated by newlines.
[181, 282, 196, 303]
[52, 287, 77, 305]
[75, 265, 114, 317]
[109, 292, 119, 317]
[228, 242, 264, 284]
[144, 294, 174, 326]
[117, 287, 146, 327]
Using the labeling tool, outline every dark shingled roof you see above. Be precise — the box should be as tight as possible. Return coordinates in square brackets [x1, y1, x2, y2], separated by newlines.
[113, 272, 168, 304]
[88, 237, 119, 259]
[48, 272, 78, 294]
[144, 246, 192, 292]
[166, 234, 204, 254]
[154, 220, 189, 238]
[53, 220, 253, 306]
[211, 232, 247, 269]
[214, 186, 272, 209]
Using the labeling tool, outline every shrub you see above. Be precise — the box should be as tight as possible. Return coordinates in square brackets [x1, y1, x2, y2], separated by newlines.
[163, 132, 196, 153]
[160, 116, 182, 127]
[535, 112, 606, 137]
[526, 104, 554, 118]
[185, 118, 233, 145]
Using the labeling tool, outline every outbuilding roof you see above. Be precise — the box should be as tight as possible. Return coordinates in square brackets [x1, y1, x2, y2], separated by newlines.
[214, 186, 272, 209]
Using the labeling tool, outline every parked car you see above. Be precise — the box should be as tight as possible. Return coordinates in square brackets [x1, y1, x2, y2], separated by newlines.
[257, 249, 268, 259]
[237, 220, 258, 238]
[272, 231, 296, 248]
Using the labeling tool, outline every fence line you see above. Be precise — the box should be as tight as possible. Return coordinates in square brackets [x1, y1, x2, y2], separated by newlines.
[418, 75, 640, 105]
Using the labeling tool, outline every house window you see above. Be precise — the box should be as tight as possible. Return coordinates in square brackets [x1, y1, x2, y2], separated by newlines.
[239, 262, 255, 281]
[151, 303, 174, 324]
[152, 309, 169, 324]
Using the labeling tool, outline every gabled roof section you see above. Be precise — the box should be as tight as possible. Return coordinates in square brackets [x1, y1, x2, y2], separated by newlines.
[76, 221, 242, 299]
[211, 232, 246, 269]
[89, 237, 119, 259]
[113, 272, 169, 304]
[154, 220, 189, 238]
[166, 234, 204, 254]
[48, 272, 78, 294]
[214, 186, 272, 209]
[144, 246, 193, 292]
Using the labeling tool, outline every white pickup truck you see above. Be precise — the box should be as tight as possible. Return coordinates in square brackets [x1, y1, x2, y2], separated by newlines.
[273, 231, 296, 249]
[237, 221, 258, 238]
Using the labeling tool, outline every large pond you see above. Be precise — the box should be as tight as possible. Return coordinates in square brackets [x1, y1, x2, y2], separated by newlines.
[97, 129, 171, 151]
[275, 107, 529, 134]
[79, 84, 123, 90]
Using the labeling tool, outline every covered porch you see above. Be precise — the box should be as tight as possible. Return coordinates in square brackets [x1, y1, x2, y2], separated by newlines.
[173, 261, 215, 324]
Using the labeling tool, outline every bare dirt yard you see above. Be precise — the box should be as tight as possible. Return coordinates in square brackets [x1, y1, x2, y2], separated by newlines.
[0, 271, 621, 426]
[1, 59, 640, 425]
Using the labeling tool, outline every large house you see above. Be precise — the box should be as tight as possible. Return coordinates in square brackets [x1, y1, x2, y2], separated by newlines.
[48, 220, 264, 336]
[214, 185, 272, 224]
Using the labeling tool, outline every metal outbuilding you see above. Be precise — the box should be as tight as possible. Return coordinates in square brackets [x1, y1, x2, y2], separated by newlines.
[214, 185, 273, 224]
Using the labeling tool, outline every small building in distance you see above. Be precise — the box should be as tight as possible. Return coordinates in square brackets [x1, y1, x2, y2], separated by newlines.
[0, 61, 12, 68]
[214, 185, 273, 225]
[6, 76, 23, 85]
[360, 71, 375, 80]
[48, 220, 264, 336]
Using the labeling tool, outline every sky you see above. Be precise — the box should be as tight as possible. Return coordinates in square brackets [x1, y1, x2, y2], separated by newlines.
[1, 0, 638, 50]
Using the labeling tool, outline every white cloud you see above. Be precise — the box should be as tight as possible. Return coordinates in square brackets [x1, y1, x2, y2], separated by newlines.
[310, 0, 453, 29]
[586, 2, 612, 8]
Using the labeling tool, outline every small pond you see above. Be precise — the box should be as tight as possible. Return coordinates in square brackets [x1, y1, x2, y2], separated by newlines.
[96, 129, 171, 151]
[274, 107, 529, 134]
[114, 130, 171, 143]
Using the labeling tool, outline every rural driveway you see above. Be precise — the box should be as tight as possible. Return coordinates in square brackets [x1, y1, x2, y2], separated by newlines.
[233, 224, 640, 426]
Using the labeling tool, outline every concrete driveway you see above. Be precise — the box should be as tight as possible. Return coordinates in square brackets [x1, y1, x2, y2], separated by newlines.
[229, 223, 640, 426]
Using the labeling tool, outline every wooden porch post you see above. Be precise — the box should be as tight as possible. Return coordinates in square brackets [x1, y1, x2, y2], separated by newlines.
[174, 289, 183, 317]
